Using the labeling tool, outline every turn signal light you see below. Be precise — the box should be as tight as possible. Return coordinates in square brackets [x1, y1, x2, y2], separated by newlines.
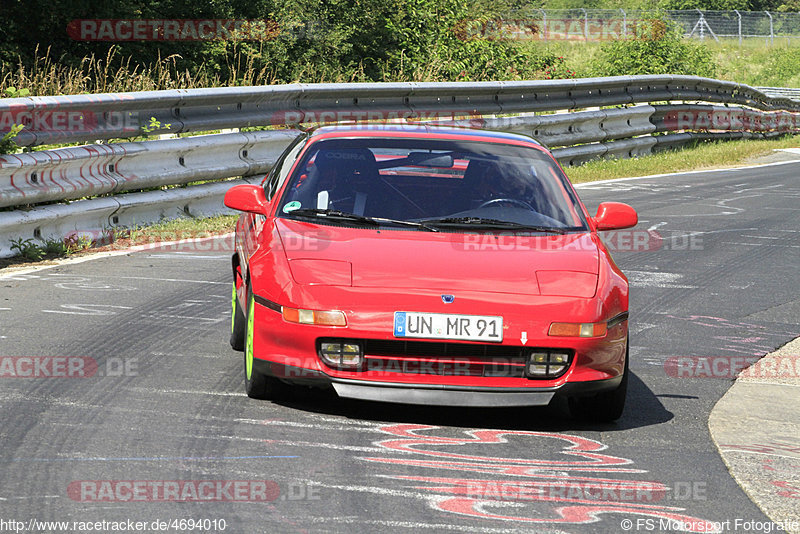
[548, 322, 607, 337]
[282, 307, 346, 326]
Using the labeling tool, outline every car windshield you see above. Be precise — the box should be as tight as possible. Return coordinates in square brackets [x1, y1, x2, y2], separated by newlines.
[278, 137, 588, 231]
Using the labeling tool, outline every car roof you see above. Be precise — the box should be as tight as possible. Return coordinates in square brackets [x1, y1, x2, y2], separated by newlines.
[308, 123, 543, 148]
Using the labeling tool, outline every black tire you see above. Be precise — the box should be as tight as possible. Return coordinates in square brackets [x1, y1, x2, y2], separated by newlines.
[230, 281, 246, 351]
[569, 342, 629, 423]
[243, 289, 287, 400]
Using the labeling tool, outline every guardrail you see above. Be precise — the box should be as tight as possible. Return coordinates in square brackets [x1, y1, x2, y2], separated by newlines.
[0, 130, 299, 208]
[756, 86, 800, 101]
[2, 75, 800, 258]
[4, 75, 800, 147]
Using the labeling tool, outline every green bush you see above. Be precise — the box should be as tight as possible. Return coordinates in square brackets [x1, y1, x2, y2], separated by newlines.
[759, 48, 800, 87]
[593, 19, 717, 78]
[229, 0, 575, 82]
[0, 0, 576, 90]
[0, 124, 23, 154]
[9, 238, 44, 261]
[657, 0, 751, 9]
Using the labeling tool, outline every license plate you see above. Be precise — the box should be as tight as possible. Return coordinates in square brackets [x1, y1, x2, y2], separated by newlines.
[393, 312, 503, 342]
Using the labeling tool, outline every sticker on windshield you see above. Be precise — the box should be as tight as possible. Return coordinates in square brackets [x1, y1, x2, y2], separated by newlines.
[283, 201, 302, 213]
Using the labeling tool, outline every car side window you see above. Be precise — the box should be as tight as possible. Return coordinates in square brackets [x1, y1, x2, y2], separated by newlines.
[264, 134, 307, 201]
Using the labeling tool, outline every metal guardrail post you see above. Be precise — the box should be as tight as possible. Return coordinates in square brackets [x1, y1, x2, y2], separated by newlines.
[621, 9, 627, 39]
[698, 9, 705, 41]
[581, 8, 588, 41]
[766, 11, 774, 45]
[735, 10, 742, 46]
[540, 9, 547, 42]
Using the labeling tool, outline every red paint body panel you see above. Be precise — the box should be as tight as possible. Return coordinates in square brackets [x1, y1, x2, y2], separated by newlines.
[277, 219, 600, 294]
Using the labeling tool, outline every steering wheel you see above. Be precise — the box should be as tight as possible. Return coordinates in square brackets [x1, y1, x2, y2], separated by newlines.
[477, 198, 536, 211]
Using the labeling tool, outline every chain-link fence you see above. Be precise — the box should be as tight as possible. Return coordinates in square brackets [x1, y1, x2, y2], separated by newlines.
[471, 9, 800, 44]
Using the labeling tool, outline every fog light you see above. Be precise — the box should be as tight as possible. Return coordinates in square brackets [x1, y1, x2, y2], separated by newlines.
[526, 350, 572, 379]
[320, 341, 363, 369]
[528, 364, 548, 376]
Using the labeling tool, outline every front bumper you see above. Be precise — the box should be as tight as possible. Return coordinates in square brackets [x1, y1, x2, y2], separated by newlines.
[254, 360, 622, 407]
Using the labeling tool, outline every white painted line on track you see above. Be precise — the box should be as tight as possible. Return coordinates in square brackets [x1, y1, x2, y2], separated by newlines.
[0, 233, 234, 280]
[265, 439, 392, 454]
[721, 241, 800, 248]
[112, 276, 228, 284]
[625, 270, 699, 289]
[573, 158, 800, 188]
[247, 420, 382, 432]
[132, 388, 243, 396]
[302, 479, 432, 502]
[42, 304, 134, 315]
[145, 254, 229, 260]
[233, 418, 399, 434]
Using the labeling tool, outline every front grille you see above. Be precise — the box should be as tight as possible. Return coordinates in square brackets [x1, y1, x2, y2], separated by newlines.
[362, 339, 527, 378]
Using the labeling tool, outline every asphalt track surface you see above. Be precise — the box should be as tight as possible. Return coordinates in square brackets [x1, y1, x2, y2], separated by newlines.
[1, 162, 798, 533]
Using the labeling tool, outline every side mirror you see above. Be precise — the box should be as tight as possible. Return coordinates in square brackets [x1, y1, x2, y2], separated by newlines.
[593, 202, 638, 231]
[224, 184, 271, 215]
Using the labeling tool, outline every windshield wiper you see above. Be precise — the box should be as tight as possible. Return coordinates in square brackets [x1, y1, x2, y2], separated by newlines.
[289, 208, 379, 226]
[421, 217, 568, 234]
[289, 209, 438, 231]
[369, 216, 439, 232]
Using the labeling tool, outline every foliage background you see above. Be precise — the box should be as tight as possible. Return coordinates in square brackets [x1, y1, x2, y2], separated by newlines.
[0, 0, 798, 95]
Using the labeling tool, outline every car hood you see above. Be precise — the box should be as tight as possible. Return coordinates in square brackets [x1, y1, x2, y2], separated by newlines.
[276, 219, 599, 296]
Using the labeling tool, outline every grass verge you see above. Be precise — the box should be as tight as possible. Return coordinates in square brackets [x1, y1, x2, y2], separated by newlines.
[566, 135, 800, 183]
[0, 215, 238, 270]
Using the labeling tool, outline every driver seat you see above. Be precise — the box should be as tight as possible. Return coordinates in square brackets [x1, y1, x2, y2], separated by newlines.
[312, 148, 389, 215]
[457, 158, 505, 211]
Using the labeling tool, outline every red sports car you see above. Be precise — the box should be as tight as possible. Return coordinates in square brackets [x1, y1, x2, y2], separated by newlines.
[225, 125, 637, 421]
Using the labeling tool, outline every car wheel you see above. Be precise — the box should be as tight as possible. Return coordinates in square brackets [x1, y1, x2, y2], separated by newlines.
[243, 289, 286, 400]
[569, 342, 629, 423]
[230, 280, 246, 351]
